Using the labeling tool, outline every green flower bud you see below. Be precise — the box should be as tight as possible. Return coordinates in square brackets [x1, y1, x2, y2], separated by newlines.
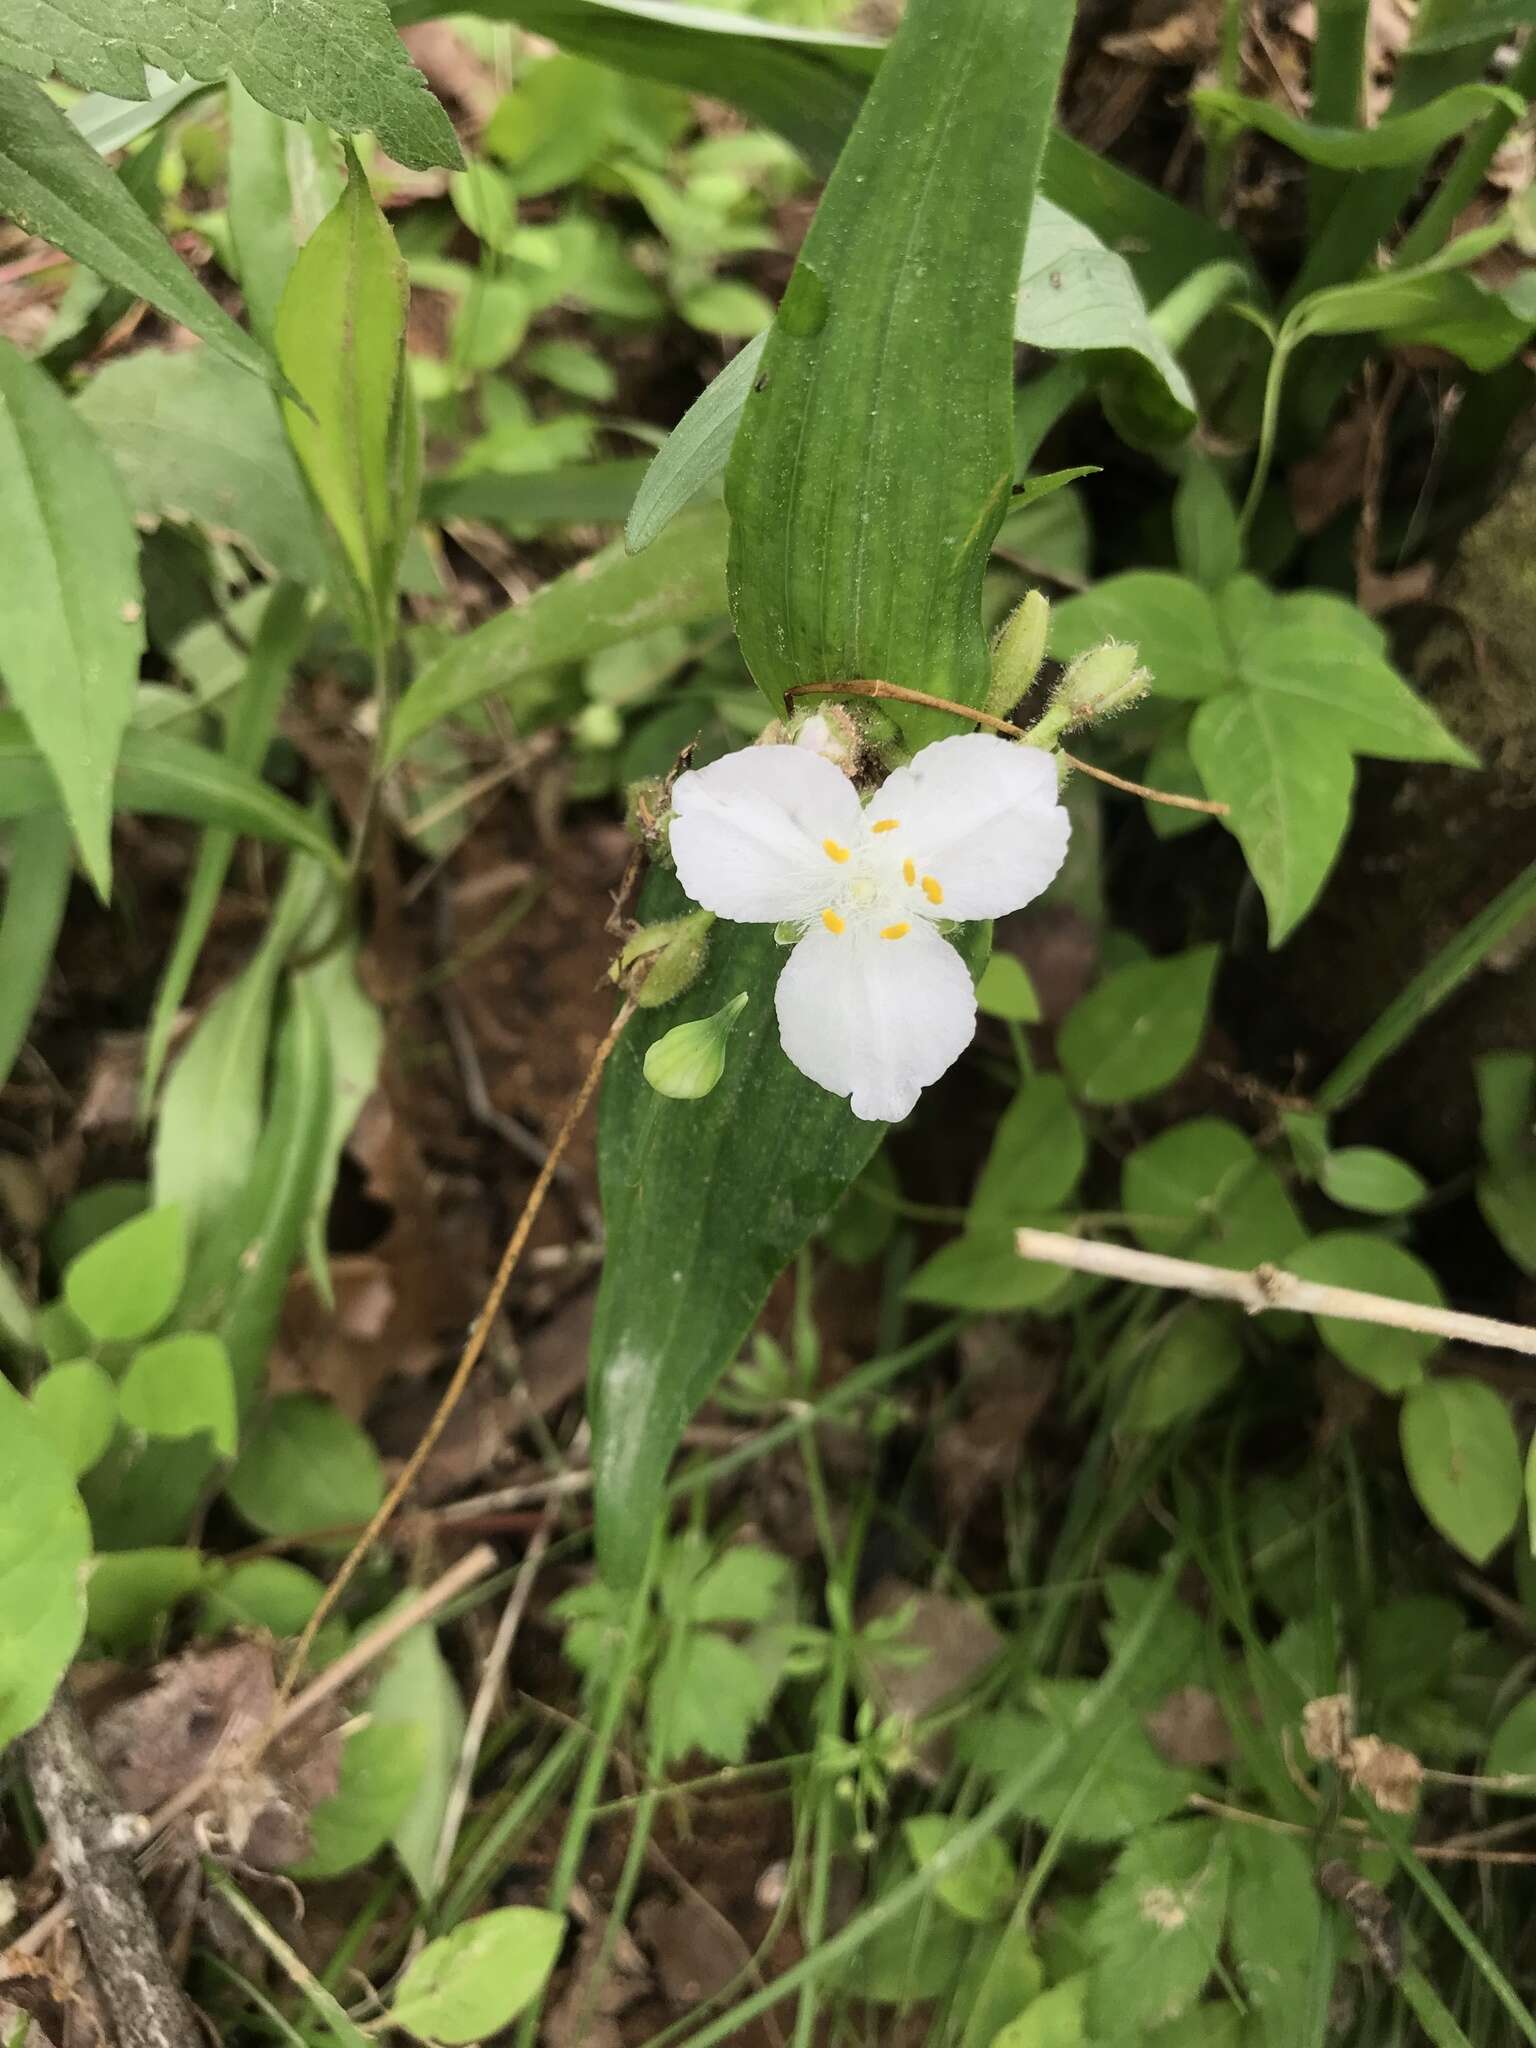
[617, 909, 715, 1008]
[643, 992, 749, 1100]
[987, 589, 1051, 716]
[1025, 638, 1149, 747]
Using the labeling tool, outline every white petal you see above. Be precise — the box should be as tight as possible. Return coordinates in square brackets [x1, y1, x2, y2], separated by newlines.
[670, 745, 865, 924]
[775, 920, 977, 1122]
[866, 733, 1069, 920]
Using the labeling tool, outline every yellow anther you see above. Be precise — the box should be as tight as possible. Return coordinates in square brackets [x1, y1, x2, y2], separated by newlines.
[823, 838, 850, 863]
[822, 908, 846, 934]
[872, 817, 900, 834]
[880, 922, 910, 941]
[922, 876, 944, 905]
[902, 858, 916, 886]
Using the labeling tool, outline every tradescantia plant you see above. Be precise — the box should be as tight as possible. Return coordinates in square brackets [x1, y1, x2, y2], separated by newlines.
[587, 0, 1080, 1582]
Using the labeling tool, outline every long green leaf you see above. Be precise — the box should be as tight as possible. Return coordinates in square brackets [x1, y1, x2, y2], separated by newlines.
[385, 502, 728, 759]
[228, 83, 346, 348]
[0, 337, 143, 899]
[726, 0, 1071, 744]
[589, 0, 1073, 1586]
[277, 151, 413, 636]
[0, 715, 343, 872]
[0, 0, 461, 172]
[1193, 81, 1522, 169]
[0, 71, 275, 385]
[141, 585, 311, 1115]
[0, 815, 73, 1093]
[628, 197, 1197, 555]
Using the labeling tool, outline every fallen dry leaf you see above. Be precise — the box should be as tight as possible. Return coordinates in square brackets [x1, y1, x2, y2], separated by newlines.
[1302, 1692, 1355, 1766]
[636, 1896, 750, 2009]
[88, 1642, 345, 1869]
[1143, 1685, 1237, 1768]
[858, 1579, 1003, 1777]
[1345, 1732, 1423, 1815]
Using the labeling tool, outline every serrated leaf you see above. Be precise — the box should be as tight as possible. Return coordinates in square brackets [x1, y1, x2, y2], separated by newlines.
[1226, 1822, 1323, 2047]
[958, 1684, 1196, 1842]
[1403, 1378, 1522, 1564]
[0, 1377, 91, 1745]
[0, 71, 275, 386]
[0, 337, 142, 899]
[0, 0, 461, 173]
[1289, 1232, 1444, 1393]
[1189, 691, 1354, 946]
[1058, 944, 1219, 1105]
[1194, 81, 1520, 169]
[65, 1203, 187, 1344]
[690, 1545, 791, 1626]
[74, 349, 327, 584]
[649, 1628, 780, 1765]
[1085, 1820, 1230, 2038]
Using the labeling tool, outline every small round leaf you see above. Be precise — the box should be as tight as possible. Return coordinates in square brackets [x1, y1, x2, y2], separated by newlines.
[225, 1395, 383, 1540]
[30, 1359, 118, 1476]
[388, 1907, 564, 2043]
[119, 1332, 237, 1457]
[64, 1203, 187, 1344]
[1401, 1378, 1521, 1565]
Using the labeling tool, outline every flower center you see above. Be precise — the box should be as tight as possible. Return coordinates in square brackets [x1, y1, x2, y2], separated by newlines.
[817, 820, 945, 939]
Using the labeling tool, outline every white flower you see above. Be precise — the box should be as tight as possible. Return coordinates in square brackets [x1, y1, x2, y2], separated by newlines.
[668, 733, 1070, 1121]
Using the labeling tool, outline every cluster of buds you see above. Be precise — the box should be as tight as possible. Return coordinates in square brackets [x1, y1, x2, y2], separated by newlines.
[986, 589, 1150, 749]
[610, 908, 714, 1009]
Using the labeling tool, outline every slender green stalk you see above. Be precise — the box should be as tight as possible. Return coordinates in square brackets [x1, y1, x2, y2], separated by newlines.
[1316, 856, 1536, 1113]
[1370, 1821, 1536, 2047]
[1397, 34, 1536, 270]
[669, 1558, 1182, 2048]
[1307, 0, 1370, 237]
[1396, 1968, 1477, 2048]
[1202, 0, 1245, 216]
[1238, 333, 1291, 537]
[1013, 359, 1090, 475]
[203, 1866, 369, 2048]
[1151, 261, 1252, 352]
[437, 1726, 587, 1929]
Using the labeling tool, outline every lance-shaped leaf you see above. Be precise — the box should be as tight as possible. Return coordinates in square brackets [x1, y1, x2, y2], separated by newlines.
[0, 71, 275, 386]
[277, 152, 414, 640]
[589, 0, 1074, 1585]
[0, 338, 142, 899]
[0, 0, 461, 172]
[726, 0, 1074, 748]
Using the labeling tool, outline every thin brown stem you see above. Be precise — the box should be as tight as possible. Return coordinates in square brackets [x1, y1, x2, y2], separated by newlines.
[783, 680, 1229, 815]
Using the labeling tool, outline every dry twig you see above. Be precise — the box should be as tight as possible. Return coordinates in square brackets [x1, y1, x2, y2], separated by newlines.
[1015, 1227, 1536, 1358]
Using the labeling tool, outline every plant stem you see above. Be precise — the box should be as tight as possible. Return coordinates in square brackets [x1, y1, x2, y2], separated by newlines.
[204, 1866, 369, 2048]
[1308, 0, 1370, 238]
[1202, 0, 1245, 216]
[1396, 34, 1536, 270]
[1316, 856, 1536, 1113]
